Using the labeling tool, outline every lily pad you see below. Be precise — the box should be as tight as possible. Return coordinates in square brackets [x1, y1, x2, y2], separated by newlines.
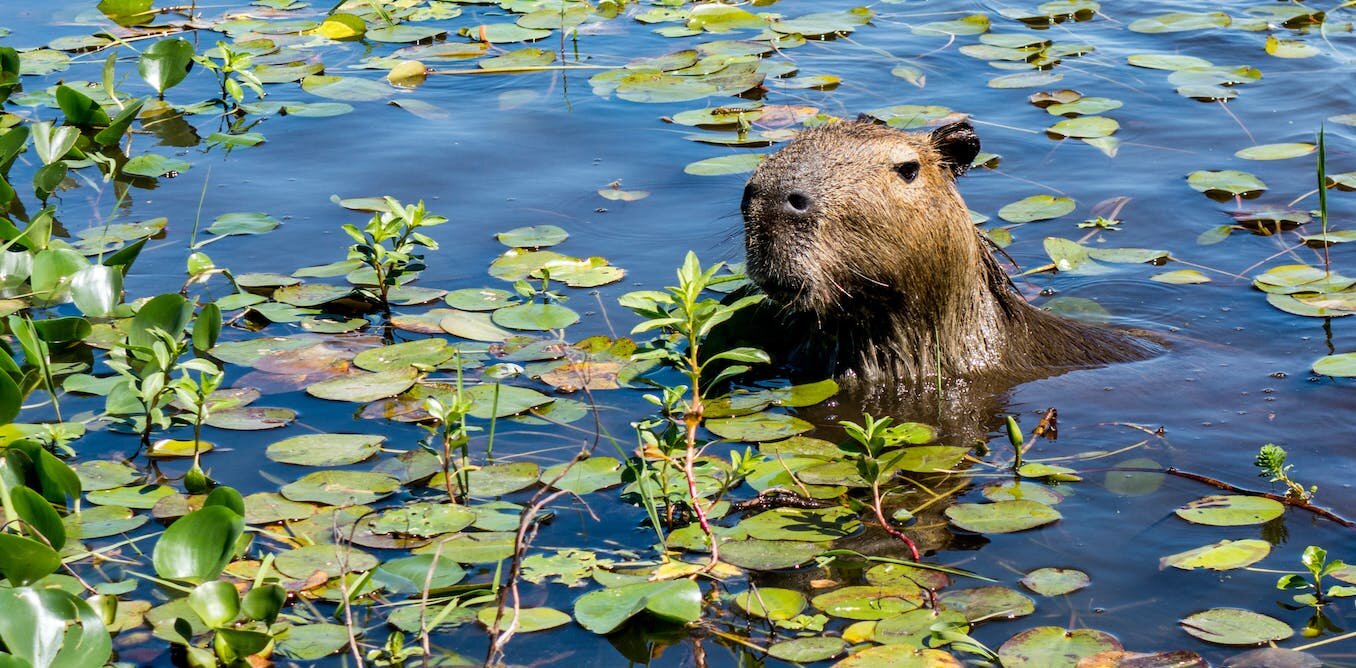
[1174, 495, 1284, 526]
[265, 434, 384, 467]
[280, 470, 400, 506]
[1180, 608, 1293, 645]
[812, 585, 924, 620]
[768, 637, 846, 663]
[274, 543, 379, 579]
[1020, 568, 1090, 596]
[477, 606, 570, 632]
[1129, 12, 1230, 33]
[1235, 143, 1314, 160]
[938, 586, 1035, 622]
[1187, 170, 1266, 197]
[721, 539, 824, 570]
[497, 225, 568, 248]
[738, 507, 861, 542]
[1161, 539, 1272, 571]
[997, 627, 1122, 667]
[1314, 353, 1356, 377]
[999, 195, 1076, 223]
[491, 303, 579, 331]
[945, 500, 1062, 533]
[706, 412, 813, 441]
[353, 339, 453, 372]
[734, 587, 806, 620]
[306, 368, 419, 403]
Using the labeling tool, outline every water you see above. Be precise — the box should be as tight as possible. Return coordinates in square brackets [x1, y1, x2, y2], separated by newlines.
[7, 0, 1356, 665]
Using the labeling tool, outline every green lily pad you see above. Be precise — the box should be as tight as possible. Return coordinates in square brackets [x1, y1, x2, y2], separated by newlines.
[243, 492, 316, 524]
[946, 500, 1062, 533]
[206, 212, 279, 238]
[1265, 36, 1319, 59]
[86, 484, 176, 510]
[1161, 539, 1272, 571]
[734, 587, 807, 620]
[272, 283, 352, 307]
[458, 23, 550, 44]
[497, 225, 568, 248]
[1047, 116, 1118, 139]
[989, 71, 1064, 89]
[377, 553, 467, 593]
[865, 563, 951, 591]
[706, 412, 813, 442]
[873, 609, 968, 646]
[274, 543, 379, 579]
[767, 637, 847, 663]
[1152, 269, 1210, 284]
[1235, 143, 1314, 160]
[573, 579, 701, 634]
[1174, 495, 1284, 526]
[684, 154, 765, 176]
[463, 384, 553, 419]
[938, 586, 1035, 622]
[353, 339, 453, 372]
[418, 532, 516, 563]
[720, 539, 824, 570]
[912, 14, 990, 36]
[1020, 568, 1090, 596]
[280, 470, 400, 506]
[67, 505, 147, 539]
[477, 606, 570, 632]
[265, 434, 384, 467]
[738, 507, 861, 542]
[368, 26, 446, 43]
[368, 502, 475, 537]
[541, 457, 623, 495]
[812, 585, 924, 620]
[123, 154, 189, 178]
[445, 288, 515, 311]
[205, 406, 296, 431]
[1314, 353, 1356, 377]
[1127, 53, 1213, 70]
[440, 310, 515, 342]
[999, 195, 1076, 223]
[73, 460, 141, 492]
[276, 623, 351, 661]
[301, 75, 392, 101]
[981, 481, 1066, 505]
[1129, 12, 1230, 33]
[430, 462, 541, 498]
[492, 303, 579, 331]
[306, 368, 419, 402]
[1187, 170, 1266, 197]
[997, 627, 1122, 667]
[1179, 608, 1293, 645]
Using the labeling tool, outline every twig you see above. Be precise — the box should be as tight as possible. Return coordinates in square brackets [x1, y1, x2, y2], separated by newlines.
[1103, 467, 1354, 527]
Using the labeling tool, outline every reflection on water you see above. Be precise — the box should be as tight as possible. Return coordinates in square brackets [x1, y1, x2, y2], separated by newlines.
[8, 0, 1356, 663]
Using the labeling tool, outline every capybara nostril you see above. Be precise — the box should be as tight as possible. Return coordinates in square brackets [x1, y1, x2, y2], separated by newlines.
[786, 191, 811, 212]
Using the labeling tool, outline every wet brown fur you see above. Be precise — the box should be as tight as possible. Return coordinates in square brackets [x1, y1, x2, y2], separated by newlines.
[741, 119, 1157, 383]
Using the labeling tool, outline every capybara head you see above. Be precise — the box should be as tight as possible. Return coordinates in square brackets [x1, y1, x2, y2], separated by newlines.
[741, 120, 981, 318]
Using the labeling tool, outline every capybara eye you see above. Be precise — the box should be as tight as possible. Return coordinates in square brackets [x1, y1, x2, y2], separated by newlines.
[894, 161, 920, 183]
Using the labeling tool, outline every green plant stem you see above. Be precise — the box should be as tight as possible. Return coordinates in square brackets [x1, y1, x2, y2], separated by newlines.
[486, 382, 500, 462]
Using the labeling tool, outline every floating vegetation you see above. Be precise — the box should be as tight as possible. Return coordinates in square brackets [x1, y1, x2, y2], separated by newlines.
[0, 0, 1354, 666]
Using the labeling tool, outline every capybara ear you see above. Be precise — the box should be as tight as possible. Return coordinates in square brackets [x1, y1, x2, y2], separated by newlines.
[931, 121, 980, 177]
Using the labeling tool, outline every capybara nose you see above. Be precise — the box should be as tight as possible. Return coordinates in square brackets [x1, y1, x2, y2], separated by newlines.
[785, 191, 812, 213]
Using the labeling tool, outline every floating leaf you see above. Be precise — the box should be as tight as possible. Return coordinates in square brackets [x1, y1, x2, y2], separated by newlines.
[1020, 568, 1090, 596]
[1235, 143, 1314, 160]
[1265, 36, 1318, 59]
[767, 637, 846, 663]
[306, 368, 419, 402]
[281, 470, 400, 506]
[498, 225, 568, 248]
[266, 434, 384, 466]
[206, 212, 279, 238]
[946, 500, 1061, 533]
[1129, 12, 1231, 33]
[684, 153, 765, 176]
[1161, 539, 1271, 571]
[492, 303, 579, 331]
[574, 579, 702, 634]
[1174, 495, 1284, 526]
[138, 38, 195, 95]
[706, 412, 813, 442]
[1180, 608, 1293, 645]
[999, 195, 1075, 223]
[301, 75, 392, 101]
[938, 586, 1035, 622]
[1047, 116, 1118, 139]
[997, 627, 1122, 667]
[1313, 353, 1356, 377]
[812, 585, 924, 620]
[477, 607, 570, 632]
[1152, 269, 1210, 284]
[1187, 170, 1266, 197]
[913, 14, 990, 36]
[275, 543, 378, 579]
[1127, 53, 1213, 70]
[123, 153, 189, 178]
